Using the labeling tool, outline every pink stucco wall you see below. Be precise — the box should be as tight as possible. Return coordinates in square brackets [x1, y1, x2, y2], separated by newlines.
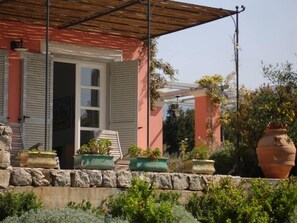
[150, 106, 163, 151]
[0, 21, 163, 149]
[195, 95, 221, 146]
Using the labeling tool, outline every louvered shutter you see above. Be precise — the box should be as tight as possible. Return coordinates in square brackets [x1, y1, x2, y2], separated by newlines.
[21, 53, 53, 149]
[110, 60, 138, 156]
[0, 49, 8, 122]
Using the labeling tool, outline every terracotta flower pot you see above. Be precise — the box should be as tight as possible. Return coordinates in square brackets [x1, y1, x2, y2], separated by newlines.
[256, 128, 296, 179]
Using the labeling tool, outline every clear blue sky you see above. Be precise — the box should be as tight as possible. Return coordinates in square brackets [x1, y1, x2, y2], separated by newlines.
[157, 0, 297, 89]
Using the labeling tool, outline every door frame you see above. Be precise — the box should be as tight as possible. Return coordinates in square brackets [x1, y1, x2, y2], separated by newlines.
[53, 57, 107, 153]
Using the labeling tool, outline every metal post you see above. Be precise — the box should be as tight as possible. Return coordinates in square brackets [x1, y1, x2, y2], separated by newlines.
[45, 0, 50, 150]
[146, 0, 151, 148]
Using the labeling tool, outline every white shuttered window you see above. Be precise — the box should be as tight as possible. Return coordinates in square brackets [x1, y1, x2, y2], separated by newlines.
[21, 53, 53, 149]
[110, 60, 138, 156]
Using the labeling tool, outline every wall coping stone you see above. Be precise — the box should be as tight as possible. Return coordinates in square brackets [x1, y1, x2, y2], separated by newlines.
[0, 167, 280, 191]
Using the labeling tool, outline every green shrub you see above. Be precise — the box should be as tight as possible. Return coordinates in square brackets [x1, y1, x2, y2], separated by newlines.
[0, 190, 43, 221]
[68, 199, 105, 217]
[209, 142, 236, 175]
[2, 208, 128, 223]
[107, 176, 176, 223]
[173, 205, 199, 223]
[157, 191, 181, 206]
[186, 177, 297, 223]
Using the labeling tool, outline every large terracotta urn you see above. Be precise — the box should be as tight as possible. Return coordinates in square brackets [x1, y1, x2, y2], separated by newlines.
[256, 128, 296, 179]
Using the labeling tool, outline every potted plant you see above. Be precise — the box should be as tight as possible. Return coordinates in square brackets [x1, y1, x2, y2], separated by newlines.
[255, 86, 296, 178]
[128, 144, 142, 171]
[73, 138, 114, 170]
[182, 139, 215, 175]
[131, 147, 168, 172]
[19, 145, 58, 169]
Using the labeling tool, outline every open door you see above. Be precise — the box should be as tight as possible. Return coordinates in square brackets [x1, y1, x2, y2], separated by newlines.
[21, 53, 53, 150]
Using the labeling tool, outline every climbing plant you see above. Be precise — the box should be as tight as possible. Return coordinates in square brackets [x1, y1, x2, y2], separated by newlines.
[143, 38, 177, 109]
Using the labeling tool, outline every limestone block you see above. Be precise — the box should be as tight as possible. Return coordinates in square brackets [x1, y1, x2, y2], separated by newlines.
[10, 168, 32, 186]
[0, 123, 12, 168]
[102, 170, 117, 188]
[71, 170, 90, 187]
[29, 168, 51, 186]
[154, 173, 172, 189]
[0, 170, 10, 189]
[172, 173, 189, 190]
[51, 170, 71, 187]
[189, 175, 206, 191]
[117, 171, 132, 188]
[85, 170, 102, 187]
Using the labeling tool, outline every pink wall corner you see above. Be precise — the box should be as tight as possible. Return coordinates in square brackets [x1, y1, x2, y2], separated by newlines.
[150, 106, 163, 152]
[137, 50, 148, 149]
[195, 95, 221, 146]
[8, 53, 21, 123]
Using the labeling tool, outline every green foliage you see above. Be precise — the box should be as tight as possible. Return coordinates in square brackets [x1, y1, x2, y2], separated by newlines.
[148, 38, 177, 109]
[222, 62, 297, 177]
[0, 191, 43, 221]
[78, 138, 112, 155]
[107, 176, 180, 223]
[142, 147, 161, 160]
[173, 205, 200, 223]
[157, 191, 181, 206]
[196, 74, 225, 106]
[67, 199, 105, 217]
[128, 144, 143, 157]
[2, 208, 128, 223]
[163, 106, 195, 154]
[186, 177, 297, 223]
[209, 141, 236, 175]
[189, 139, 209, 160]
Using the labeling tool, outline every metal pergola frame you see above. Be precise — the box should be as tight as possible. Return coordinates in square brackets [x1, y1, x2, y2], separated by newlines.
[0, 0, 244, 149]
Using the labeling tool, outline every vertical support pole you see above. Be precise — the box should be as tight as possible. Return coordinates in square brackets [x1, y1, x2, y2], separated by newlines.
[146, 0, 151, 148]
[235, 6, 239, 113]
[235, 6, 240, 167]
[45, 0, 50, 150]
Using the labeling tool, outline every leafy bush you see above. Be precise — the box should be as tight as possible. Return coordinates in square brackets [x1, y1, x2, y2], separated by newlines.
[107, 176, 185, 223]
[157, 191, 181, 206]
[173, 205, 200, 223]
[186, 177, 297, 223]
[209, 142, 236, 175]
[2, 208, 128, 223]
[0, 190, 43, 221]
[68, 199, 105, 217]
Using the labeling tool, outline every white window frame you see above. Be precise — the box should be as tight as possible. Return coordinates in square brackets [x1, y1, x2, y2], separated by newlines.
[75, 62, 107, 150]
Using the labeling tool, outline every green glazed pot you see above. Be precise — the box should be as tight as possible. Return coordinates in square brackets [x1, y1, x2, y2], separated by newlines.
[136, 157, 168, 172]
[129, 157, 138, 171]
[73, 154, 114, 170]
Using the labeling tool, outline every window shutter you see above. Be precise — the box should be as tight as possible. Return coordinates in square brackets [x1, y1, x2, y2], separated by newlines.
[21, 53, 53, 150]
[110, 60, 138, 156]
[0, 49, 8, 122]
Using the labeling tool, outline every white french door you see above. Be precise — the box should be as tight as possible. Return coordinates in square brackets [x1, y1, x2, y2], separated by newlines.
[75, 63, 106, 152]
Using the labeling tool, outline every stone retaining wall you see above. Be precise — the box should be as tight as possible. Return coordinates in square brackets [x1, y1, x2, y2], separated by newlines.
[0, 167, 243, 190]
[0, 168, 277, 208]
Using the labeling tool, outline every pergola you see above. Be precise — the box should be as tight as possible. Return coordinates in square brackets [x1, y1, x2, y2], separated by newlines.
[0, 0, 242, 148]
[0, 0, 237, 40]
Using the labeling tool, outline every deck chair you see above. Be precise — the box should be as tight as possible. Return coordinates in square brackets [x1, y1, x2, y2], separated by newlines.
[94, 130, 123, 162]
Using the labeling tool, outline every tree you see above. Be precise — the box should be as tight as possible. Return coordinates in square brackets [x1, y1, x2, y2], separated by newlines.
[222, 62, 297, 177]
[163, 105, 195, 155]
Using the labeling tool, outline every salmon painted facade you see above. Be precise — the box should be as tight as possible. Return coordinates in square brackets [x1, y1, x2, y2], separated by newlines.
[0, 21, 164, 168]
